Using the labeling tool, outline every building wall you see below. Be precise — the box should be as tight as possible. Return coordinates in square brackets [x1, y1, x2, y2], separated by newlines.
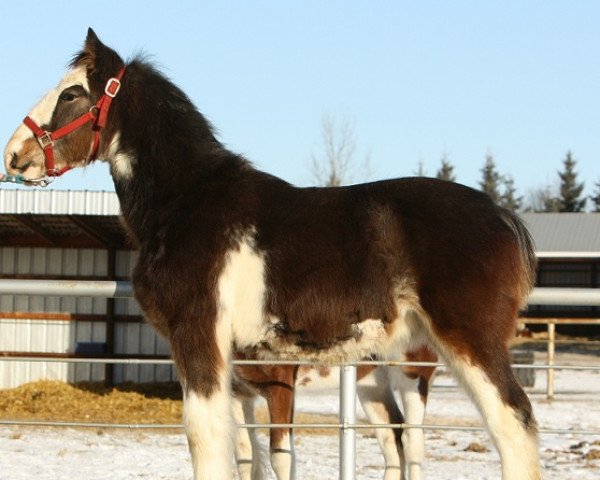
[529, 259, 600, 317]
[0, 247, 176, 388]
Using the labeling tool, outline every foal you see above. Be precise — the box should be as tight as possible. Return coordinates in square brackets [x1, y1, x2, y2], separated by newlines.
[4, 30, 541, 479]
[233, 346, 437, 480]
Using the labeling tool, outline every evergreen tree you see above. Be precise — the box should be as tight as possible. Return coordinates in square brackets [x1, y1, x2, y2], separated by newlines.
[591, 179, 600, 212]
[479, 153, 502, 204]
[499, 175, 522, 212]
[543, 191, 562, 212]
[436, 154, 456, 182]
[557, 151, 586, 212]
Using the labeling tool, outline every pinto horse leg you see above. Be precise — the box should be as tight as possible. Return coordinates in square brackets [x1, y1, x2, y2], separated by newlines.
[233, 394, 265, 480]
[265, 367, 298, 480]
[391, 347, 436, 480]
[172, 318, 234, 480]
[393, 368, 429, 480]
[357, 367, 406, 480]
[427, 330, 540, 480]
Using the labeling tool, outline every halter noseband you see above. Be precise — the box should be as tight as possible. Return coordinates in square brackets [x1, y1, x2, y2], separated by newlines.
[21, 67, 126, 181]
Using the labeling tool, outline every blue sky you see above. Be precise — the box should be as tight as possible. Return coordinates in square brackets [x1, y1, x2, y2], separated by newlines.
[0, 1, 598, 204]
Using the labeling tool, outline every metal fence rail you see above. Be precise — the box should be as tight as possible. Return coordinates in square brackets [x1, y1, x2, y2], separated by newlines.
[0, 279, 597, 304]
[1, 419, 599, 437]
[1, 355, 600, 371]
[1, 279, 599, 480]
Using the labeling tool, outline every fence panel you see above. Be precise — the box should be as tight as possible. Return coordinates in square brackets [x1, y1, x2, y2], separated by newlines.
[0, 280, 599, 480]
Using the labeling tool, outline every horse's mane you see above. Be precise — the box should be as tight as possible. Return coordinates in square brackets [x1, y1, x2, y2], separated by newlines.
[126, 56, 220, 145]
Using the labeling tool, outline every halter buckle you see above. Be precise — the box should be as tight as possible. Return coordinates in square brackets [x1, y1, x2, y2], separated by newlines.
[37, 131, 54, 149]
[104, 77, 122, 98]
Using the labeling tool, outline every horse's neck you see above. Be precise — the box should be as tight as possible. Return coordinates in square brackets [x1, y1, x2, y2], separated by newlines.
[112, 170, 161, 246]
[112, 150, 242, 246]
[106, 72, 241, 244]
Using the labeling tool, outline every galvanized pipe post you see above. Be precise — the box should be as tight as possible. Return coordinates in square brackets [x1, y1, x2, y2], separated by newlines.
[339, 364, 357, 480]
[547, 321, 555, 399]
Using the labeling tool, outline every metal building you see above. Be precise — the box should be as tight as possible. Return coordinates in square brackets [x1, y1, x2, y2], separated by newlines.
[0, 190, 175, 388]
[521, 213, 600, 321]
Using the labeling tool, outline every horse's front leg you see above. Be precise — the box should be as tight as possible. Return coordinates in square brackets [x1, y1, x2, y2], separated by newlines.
[172, 316, 234, 480]
[232, 394, 256, 480]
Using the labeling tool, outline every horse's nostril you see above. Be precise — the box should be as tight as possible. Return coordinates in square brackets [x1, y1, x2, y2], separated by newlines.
[10, 153, 19, 169]
[9, 154, 33, 173]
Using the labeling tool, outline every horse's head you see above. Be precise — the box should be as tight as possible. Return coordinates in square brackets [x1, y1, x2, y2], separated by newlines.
[3, 28, 124, 184]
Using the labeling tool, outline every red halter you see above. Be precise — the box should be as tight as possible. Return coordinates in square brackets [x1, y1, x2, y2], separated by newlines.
[23, 67, 126, 177]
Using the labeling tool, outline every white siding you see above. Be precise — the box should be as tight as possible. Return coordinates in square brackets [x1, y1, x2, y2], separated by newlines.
[0, 190, 121, 215]
[0, 246, 174, 388]
[0, 319, 71, 388]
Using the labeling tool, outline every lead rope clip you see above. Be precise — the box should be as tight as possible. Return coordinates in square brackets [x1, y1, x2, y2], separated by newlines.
[0, 172, 54, 187]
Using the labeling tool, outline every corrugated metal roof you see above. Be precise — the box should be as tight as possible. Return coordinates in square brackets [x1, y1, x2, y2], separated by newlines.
[0, 190, 120, 215]
[521, 213, 600, 255]
[0, 190, 127, 249]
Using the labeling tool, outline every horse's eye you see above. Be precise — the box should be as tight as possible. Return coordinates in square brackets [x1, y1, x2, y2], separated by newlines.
[59, 92, 77, 102]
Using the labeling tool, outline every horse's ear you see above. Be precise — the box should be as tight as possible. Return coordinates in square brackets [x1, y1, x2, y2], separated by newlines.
[84, 28, 102, 53]
[72, 28, 124, 85]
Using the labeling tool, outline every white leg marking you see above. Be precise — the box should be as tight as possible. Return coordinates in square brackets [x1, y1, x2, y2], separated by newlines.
[184, 388, 234, 480]
[243, 397, 269, 480]
[233, 395, 265, 480]
[232, 395, 252, 480]
[395, 370, 427, 480]
[447, 360, 540, 480]
[270, 431, 295, 480]
[357, 368, 405, 480]
[184, 312, 234, 480]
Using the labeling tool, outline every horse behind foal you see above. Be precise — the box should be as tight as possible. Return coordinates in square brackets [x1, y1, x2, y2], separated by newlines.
[4, 30, 541, 480]
[233, 348, 437, 480]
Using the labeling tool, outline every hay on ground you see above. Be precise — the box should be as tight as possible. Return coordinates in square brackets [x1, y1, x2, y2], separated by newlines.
[0, 380, 359, 435]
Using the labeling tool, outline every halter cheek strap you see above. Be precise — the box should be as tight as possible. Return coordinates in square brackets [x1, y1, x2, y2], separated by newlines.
[22, 67, 126, 179]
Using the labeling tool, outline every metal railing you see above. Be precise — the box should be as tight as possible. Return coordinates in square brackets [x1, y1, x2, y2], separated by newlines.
[0, 279, 598, 303]
[1, 279, 599, 480]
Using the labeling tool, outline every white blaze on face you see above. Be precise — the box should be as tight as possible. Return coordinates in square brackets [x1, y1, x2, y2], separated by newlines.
[3, 65, 89, 173]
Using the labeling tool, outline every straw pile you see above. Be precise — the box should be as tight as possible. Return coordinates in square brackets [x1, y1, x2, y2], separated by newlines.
[0, 380, 183, 424]
[0, 380, 346, 434]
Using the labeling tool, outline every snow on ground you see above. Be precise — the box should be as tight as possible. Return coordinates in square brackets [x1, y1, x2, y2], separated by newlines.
[1, 352, 599, 479]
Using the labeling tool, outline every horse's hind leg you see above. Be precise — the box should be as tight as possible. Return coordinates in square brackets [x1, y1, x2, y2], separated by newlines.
[425, 321, 540, 480]
[357, 367, 405, 480]
[392, 353, 435, 480]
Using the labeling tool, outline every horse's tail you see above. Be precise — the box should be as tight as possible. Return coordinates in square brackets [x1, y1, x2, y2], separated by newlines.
[500, 208, 537, 306]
